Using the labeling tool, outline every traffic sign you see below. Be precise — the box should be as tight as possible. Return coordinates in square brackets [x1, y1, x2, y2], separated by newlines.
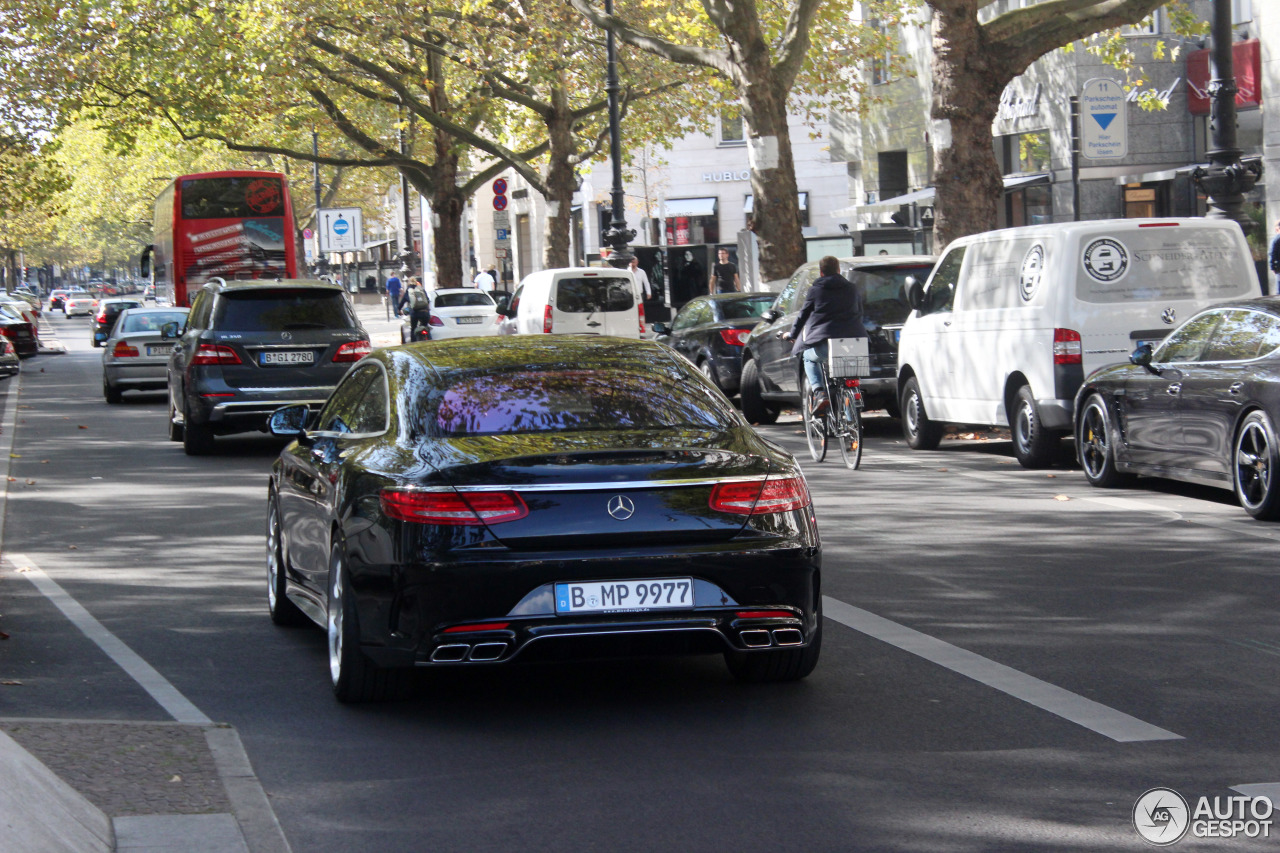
[1080, 78, 1128, 160]
[493, 178, 508, 196]
[318, 207, 364, 253]
[303, 228, 313, 239]
[496, 228, 509, 241]
[493, 195, 508, 211]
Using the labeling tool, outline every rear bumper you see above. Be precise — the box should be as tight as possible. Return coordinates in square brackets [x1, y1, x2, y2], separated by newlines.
[188, 382, 334, 433]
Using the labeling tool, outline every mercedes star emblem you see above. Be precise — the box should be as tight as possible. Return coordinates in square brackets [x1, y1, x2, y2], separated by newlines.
[607, 495, 635, 520]
[281, 331, 293, 340]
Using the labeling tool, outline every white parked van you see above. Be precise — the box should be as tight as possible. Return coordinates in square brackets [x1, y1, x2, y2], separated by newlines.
[897, 218, 1261, 468]
[499, 267, 645, 338]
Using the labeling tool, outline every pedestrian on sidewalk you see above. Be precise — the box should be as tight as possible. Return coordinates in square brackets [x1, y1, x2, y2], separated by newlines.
[473, 267, 495, 291]
[405, 279, 432, 339]
[1269, 219, 1280, 296]
[385, 273, 403, 316]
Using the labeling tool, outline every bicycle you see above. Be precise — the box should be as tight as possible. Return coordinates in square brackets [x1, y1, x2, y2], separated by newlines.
[802, 338, 868, 470]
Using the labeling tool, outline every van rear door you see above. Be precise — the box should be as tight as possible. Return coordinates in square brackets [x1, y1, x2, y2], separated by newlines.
[550, 272, 639, 337]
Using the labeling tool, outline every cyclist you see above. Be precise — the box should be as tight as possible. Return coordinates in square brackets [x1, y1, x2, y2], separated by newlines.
[783, 256, 867, 415]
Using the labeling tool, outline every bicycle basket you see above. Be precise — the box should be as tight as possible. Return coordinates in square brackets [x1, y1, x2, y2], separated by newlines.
[828, 337, 870, 378]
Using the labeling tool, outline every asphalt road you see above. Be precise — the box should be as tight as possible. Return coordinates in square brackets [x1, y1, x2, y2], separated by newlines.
[3, 311, 1280, 851]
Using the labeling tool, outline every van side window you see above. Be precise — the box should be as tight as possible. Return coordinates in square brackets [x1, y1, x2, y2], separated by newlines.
[924, 247, 964, 314]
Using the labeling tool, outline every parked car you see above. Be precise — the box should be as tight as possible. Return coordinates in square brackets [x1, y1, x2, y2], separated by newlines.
[48, 289, 70, 311]
[63, 291, 99, 317]
[0, 304, 37, 358]
[1075, 296, 1280, 520]
[0, 337, 19, 378]
[265, 335, 821, 702]
[101, 307, 191, 403]
[652, 292, 776, 395]
[167, 278, 370, 455]
[399, 288, 501, 342]
[898, 219, 1259, 467]
[499, 267, 645, 338]
[739, 255, 936, 423]
[91, 298, 144, 347]
[9, 289, 41, 311]
[0, 292, 41, 331]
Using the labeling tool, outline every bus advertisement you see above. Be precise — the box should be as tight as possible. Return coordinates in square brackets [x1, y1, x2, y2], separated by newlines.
[141, 170, 299, 307]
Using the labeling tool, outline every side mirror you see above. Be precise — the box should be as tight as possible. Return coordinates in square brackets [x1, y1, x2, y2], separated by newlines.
[1131, 343, 1159, 374]
[160, 322, 180, 339]
[761, 309, 780, 323]
[907, 279, 926, 312]
[269, 405, 312, 441]
[651, 322, 671, 336]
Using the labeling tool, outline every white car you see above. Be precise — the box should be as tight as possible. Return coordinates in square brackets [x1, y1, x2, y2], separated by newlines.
[0, 293, 40, 330]
[401, 288, 501, 342]
[63, 291, 99, 317]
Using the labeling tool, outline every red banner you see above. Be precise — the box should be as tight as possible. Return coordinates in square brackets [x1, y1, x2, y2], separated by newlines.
[1187, 39, 1261, 116]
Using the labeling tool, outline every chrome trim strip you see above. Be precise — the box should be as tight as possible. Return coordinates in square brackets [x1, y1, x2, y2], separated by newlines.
[234, 386, 335, 394]
[392, 475, 771, 493]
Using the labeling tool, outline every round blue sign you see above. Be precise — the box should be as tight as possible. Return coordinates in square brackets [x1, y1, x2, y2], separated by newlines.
[333, 217, 349, 236]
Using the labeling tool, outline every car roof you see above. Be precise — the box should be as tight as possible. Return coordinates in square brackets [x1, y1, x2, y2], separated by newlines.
[202, 278, 347, 294]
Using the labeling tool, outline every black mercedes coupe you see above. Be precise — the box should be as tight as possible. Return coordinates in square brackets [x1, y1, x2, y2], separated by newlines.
[266, 336, 821, 702]
[1075, 296, 1280, 520]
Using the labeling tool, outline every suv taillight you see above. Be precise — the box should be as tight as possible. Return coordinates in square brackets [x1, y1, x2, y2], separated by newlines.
[543, 304, 553, 334]
[333, 340, 372, 362]
[191, 344, 242, 365]
[709, 476, 811, 515]
[1053, 328, 1082, 365]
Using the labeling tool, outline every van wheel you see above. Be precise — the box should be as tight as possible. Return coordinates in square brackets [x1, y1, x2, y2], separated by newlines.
[1077, 393, 1133, 488]
[900, 376, 942, 450]
[1010, 385, 1057, 469]
[739, 360, 779, 424]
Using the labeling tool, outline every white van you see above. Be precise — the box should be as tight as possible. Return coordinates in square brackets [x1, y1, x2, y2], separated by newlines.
[897, 218, 1261, 468]
[499, 267, 645, 338]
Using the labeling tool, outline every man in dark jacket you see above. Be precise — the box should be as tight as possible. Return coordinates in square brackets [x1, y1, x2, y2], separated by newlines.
[1269, 220, 1280, 296]
[784, 256, 867, 415]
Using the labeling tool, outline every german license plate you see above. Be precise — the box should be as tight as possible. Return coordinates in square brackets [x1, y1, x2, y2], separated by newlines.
[146, 344, 172, 356]
[261, 350, 314, 366]
[555, 578, 693, 614]
[456, 316, 483, 325]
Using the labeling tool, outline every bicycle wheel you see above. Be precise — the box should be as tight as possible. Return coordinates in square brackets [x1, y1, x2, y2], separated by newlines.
[836, 388, 863, 470]
[803, 382, 828, 462]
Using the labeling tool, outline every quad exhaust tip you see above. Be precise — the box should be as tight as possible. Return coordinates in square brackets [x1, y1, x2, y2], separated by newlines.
[739, 629, 772, 648]
[430, 642, 510, 663]
[431, 644, 470, 662]
[772, 628, 804, 646]
[469, 642, 507, 662]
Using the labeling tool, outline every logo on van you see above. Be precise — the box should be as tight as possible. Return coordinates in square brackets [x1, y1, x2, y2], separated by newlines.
[1019, 243, 1046, 302]
[1082, 238, 1130, 284]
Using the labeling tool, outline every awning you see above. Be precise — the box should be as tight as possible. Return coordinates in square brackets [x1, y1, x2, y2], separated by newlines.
[743, 192, 808, 214]
[360, 239, 393, 252]
[1114, 164, 1206, 185]
[834, 173, 1051, 216]
[1002, 172, 1051, 190]
[662, 197, 718, 218]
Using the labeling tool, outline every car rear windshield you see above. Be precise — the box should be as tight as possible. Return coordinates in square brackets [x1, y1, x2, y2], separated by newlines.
[846, 264, 933, 326]
[435, 292, 493, 308]
[719, 297, 774, 321]
[432, 369, 733, 436]
[555, 278, 635, 313]
[213, 289, 357, 332]
[120, 312, 188, 334]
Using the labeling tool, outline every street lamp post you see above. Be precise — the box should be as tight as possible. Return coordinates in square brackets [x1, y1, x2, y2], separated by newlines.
[1192, 0, 1261, 238]
[312, 130, 329, 277]
[601, 0, 635, 270]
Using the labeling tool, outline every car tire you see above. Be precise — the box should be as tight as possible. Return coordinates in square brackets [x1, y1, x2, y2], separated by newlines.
[1077, 393, 1132, 489]
[698, 358, 720, 391]
[739, 359, 779, 425]
[1010, 385, 1057, 469]
[267, 492, 309, 627]
[1234, 411, 1280, 520]
[328, 538, 406, 702]
[167, 393, 184, 442]
[725, 617, 822, 683]
[182, 402, 214, 455]
[900, 376, 943, 450]
[103, 378, 122, 405]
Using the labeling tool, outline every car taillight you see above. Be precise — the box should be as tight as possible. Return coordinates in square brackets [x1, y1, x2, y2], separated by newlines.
[380, 489, 530, 525]
[333, 340, 371, 362]
[638, 301, 646, 335]
[719, 329, 750, 346]
[112, 341, 139, 357]
[0, 339, 13, 355]
[191, 344, 242, 365]
[709, 476, 811, 515]
[429, 316, 444, 326]
[1053, 328, 1082, 365]
[543, 304, 553, 334]
[95, 312, 107, 322]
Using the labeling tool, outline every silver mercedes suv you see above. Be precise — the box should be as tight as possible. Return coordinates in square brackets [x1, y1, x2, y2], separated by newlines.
[165, 279, 370, 455]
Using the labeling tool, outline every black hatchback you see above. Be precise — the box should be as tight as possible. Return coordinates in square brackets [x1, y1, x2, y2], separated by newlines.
[166, 279, 369, 455]
[652, 292, 775, 395]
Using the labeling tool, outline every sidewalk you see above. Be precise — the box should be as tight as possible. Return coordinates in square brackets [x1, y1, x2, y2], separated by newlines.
[0, 369, 289, 852]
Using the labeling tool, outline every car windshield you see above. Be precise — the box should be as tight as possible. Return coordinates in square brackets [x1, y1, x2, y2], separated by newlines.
[213, 289, 357, 332]
[431, 368, 733, 436]
[435, 292, 493, 308]
[845, 263, 933, 326]
[719, 297, 774, 321]
[120, 311, 188, 334]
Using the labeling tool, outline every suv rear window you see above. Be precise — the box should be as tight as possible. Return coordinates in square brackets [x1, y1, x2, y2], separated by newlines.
[847, 263, 934, 325]
[555, 278, 635, 313]
[213, 289, 357, 332]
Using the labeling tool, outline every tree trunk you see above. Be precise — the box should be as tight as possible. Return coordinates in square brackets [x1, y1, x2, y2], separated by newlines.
[930, 3, 1011, 250]
[410, 147, 466, 290]
[742, 75, 806, 283]
[541, 89, 575, 269]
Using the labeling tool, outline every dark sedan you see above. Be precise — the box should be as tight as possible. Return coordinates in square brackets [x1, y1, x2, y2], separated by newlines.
[266, 336, 821, 702]
[1076, 296, 1280, 519]
[739, 255, 934, 423]
[652, 292, 775, 394]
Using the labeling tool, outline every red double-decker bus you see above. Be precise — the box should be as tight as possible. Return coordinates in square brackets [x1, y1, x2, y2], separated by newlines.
[141, 170, 299, 307]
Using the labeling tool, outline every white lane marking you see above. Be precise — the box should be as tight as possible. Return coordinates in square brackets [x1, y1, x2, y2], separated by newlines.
[0, 370, 19, 547]
[822, 595, 1182, 743]
[1230, 783, 1280, 802]
[5, 554, 212, 725]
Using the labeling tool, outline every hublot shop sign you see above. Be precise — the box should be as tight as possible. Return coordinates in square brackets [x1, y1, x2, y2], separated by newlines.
[703, 170, 751, 183]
